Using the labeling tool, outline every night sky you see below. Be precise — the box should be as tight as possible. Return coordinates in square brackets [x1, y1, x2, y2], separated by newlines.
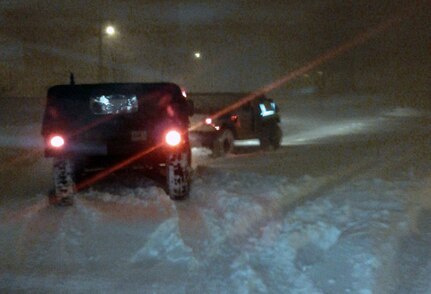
[0, 0, 429, 102]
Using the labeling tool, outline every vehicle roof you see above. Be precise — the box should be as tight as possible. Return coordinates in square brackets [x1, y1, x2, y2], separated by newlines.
[189, 92, 267, 113]
[47, 82, 183, 98]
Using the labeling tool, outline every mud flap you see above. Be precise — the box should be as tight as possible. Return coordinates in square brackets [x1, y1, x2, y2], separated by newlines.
[167, 151, 191, 200]
[50, 158, 76, 206]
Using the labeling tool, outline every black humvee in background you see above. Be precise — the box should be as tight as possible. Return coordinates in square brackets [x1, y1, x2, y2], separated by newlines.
[42, 82, 193, 205]
[189, 93, 282, 156]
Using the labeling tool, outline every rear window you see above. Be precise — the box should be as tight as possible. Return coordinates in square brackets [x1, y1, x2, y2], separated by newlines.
[45, 83, 184, 119]
[89, 94, 138, 115]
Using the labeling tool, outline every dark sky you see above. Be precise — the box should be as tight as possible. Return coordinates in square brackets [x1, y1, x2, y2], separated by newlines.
[0, 0, 429, 99]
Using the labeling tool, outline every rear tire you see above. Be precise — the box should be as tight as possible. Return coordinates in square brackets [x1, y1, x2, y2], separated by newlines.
[50, 158, 76, 206]
[212, 129, 234, 157]
[167, 150, 191, 200]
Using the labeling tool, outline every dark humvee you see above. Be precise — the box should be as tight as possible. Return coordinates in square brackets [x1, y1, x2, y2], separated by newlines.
[189, 93, 282, 156]
[42, 82, 193, 205]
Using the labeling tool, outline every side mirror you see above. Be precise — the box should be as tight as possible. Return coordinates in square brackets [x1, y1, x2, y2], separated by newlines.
[187, 100, 194, 116]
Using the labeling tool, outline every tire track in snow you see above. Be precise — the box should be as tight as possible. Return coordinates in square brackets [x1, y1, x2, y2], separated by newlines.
[374, 172, 431, 293]
[2, 199, 71, 274]
[200, 130, 430, 264]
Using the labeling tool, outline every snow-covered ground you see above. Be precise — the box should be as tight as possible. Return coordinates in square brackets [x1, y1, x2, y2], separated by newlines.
[1, 94, 431, 293]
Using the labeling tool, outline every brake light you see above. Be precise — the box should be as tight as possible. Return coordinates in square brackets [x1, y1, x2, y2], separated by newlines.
[165, 130, 181, 146]
[50, 135, 65, 148]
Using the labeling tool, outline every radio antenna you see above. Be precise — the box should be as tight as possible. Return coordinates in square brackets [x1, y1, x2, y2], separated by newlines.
[70, 72, 75, 85]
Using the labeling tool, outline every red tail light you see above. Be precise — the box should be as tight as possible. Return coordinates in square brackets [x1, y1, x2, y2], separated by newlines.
[49, 135, 65, 148]
[165, 130, 181, 146]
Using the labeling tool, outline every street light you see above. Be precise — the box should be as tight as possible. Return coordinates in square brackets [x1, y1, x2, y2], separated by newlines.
[194, 51, 201, 59]
[105, 25, 116, 36]
[98, 24, 117, 82]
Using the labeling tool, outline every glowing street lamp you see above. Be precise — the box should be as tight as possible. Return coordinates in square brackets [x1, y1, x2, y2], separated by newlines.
[194, 51, 201, 59]
[105, 25, 116, 36]
[98, 24, 117, 81]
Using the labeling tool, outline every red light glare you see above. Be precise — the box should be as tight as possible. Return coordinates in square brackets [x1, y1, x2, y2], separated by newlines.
[165, 130, 181, 146]
[231, 115, 238, 122]
[50, 135, 65, 148]
[205, 118, 212, 125]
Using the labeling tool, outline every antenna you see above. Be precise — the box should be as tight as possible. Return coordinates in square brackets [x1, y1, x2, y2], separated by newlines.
[70, 72, 75, 85]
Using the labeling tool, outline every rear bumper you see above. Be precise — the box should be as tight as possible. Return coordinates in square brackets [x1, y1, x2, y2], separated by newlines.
[44, 139, 189, 166]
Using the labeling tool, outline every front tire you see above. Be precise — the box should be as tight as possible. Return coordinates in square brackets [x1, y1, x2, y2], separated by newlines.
[167, 150, 191, 200]
[269, 124, 282, 149]
[259, 124, 282, 151]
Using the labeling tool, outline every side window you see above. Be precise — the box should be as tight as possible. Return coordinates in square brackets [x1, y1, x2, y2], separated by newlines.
[258, 99, 276, 117]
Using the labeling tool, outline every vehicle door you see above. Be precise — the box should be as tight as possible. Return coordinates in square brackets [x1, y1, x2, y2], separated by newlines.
[233, 102, 255, 139]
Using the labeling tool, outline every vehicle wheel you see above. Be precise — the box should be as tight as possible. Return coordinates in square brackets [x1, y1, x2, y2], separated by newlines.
[260, 124, 282, 151]
[259, 134, 271, 151]
[167, 150, 191, 200]
[50, 158, 76, 206]
[212, 129, 234, 157]
[269, 124, 282, 149]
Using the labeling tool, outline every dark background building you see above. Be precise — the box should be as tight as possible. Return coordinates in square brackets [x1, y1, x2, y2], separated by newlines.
[0, 0, 430, 106]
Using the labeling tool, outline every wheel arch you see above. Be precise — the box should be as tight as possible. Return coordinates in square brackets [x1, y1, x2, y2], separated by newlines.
[220, 122, 237, 139]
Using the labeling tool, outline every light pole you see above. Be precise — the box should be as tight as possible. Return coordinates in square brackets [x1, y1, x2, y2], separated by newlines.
[98, 24, 116, 82]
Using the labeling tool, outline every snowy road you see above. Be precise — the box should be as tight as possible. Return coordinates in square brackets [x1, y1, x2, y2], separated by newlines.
[1, 96, 431, 293]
